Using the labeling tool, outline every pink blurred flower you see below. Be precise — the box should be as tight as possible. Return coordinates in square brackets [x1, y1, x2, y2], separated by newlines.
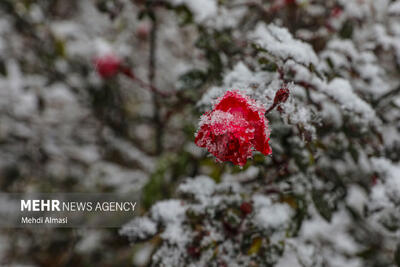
[94, 53, 121, 79]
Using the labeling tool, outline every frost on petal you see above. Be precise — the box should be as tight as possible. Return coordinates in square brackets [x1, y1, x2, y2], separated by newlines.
[195, 91, 271, 166]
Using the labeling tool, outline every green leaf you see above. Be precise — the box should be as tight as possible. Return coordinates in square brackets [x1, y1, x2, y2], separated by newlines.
[142, 159, 171, 209]
[312, 189, 332, 222]
[339, 20, 353, 39]
[175, 5, 194, 25]
[247, 237, 262, 255]
[142, 172, 165, 210]
[54, 39, 66, 57]
[178, 70, 207, 90]
[252, 43, 269, 53]
[395, 243, 400, 267]
[258, 57, 278, 72]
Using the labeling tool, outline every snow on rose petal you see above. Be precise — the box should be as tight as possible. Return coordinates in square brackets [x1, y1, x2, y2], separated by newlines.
[195, 90, 271, 166]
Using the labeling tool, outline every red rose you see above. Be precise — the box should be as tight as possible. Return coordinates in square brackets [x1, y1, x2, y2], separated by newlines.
[195, 91, 271, 166]
[94, 53, 121, 79]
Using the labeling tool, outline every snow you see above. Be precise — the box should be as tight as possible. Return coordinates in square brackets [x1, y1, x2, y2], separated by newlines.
[324, 78, 376, 122]
[389, 1, 400, 15]
[75, 230, 103, 253]
[87, 162, 148, 193]
[250, 23, 319, 65]
[252, 195, 293, 229]
[301, 210, 361, 254]
[102, 130, 155, 172]
[371, 158, 400, 205]
[255, 203, 292, 229]
[327, 39, 358, 59]
[120, 217, 157, 240]
[170, 0, 218, 23]
[160, 223, 189, 245]
[221, 166, 259, 183]
[179, 175, 216, 199]
[197, 62, 277, 110]
[151, 199, 186, 224]
[346, 185, 368, 213]
[133, 243, 154, 266]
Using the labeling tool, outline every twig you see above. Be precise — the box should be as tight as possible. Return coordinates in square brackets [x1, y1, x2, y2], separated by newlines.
[373, 84, 400, 107]
[120, 66, 171, 97]
[149, 11, 163, 154]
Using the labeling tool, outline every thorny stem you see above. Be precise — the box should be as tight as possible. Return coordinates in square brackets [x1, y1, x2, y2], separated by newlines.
[265, 68, 290, 116]
[373, 84, 400, 107]
[265, 103, 278, 115]
[120, 66, 196, 106]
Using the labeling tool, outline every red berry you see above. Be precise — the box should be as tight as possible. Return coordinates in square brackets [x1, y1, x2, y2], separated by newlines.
[94, 53, 121, 79]
[240, 202, 253, 215]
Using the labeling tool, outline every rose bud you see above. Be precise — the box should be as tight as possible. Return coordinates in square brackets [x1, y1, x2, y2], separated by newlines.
[273, 87, 290, 105]
[240, 202, 253, 216]
[195, 91, 271, 166]
[94, 53, 121, 79]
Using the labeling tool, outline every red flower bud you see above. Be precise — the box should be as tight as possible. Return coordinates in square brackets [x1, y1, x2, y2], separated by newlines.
[94, 53, 121, 79]
[273, 88, 290, 105]
[240, 202, 253, 216]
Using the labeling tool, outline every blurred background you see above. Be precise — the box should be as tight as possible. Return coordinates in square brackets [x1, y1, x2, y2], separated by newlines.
[0, 0, 400, 266]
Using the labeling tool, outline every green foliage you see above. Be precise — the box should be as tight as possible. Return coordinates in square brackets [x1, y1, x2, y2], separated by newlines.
[395, 243, 400, 267]
[339, 20, 354, 39]
[312, 188, 333, 222]
[142, 158, 172, 210]
[258, 57, 278, 72]
[178, 69, 207, 90]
